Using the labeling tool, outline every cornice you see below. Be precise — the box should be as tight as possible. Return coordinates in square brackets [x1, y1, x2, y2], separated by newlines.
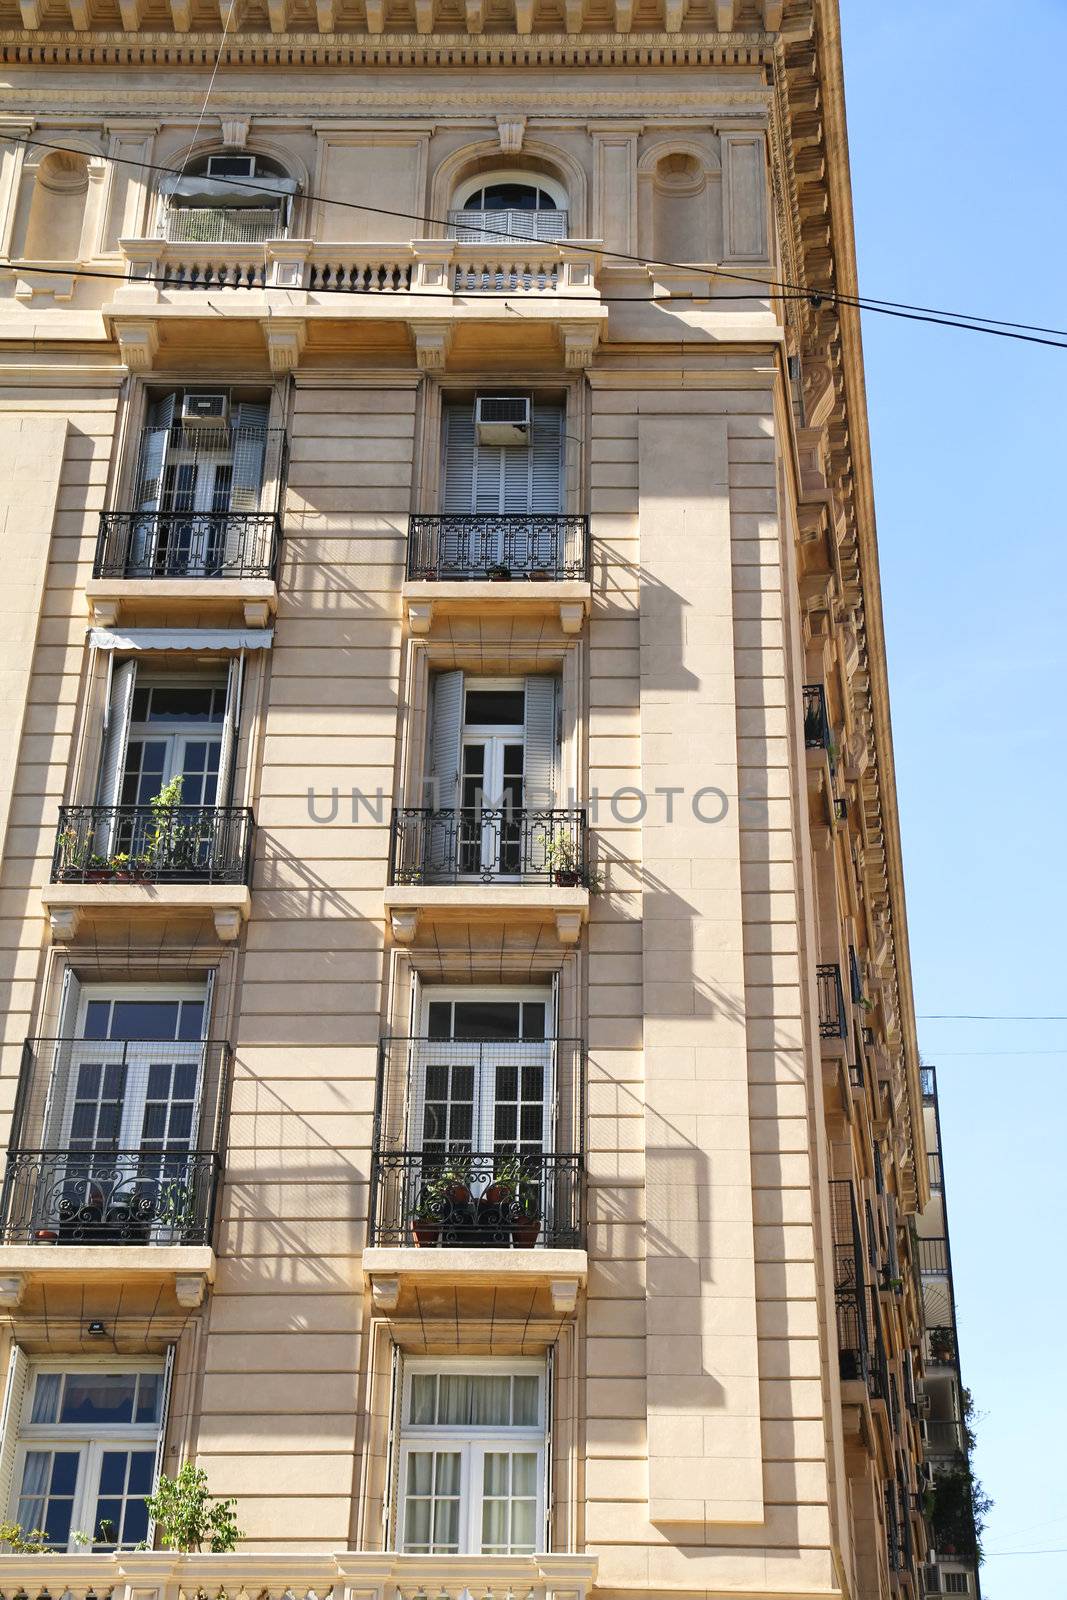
[8, 88, 773, 116]
[0, 28, 774, 69]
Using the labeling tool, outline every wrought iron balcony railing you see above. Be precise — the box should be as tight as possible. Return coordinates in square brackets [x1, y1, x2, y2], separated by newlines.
[803, 683, 834, 762]
[407, 513, 589, 582]
[0, 1148, 222, 1246]
[817, 962, 847, 1039]
[389, 806, 588, 886]
[918, 1235, 950, 1275]
[94, 510, 280, 580]
[369, 1149, 583, 1249]
[924, 1418, 966, 1457]
[829, 1178, 888, 1403]
[52, 805, 254, 885]
[926, 1325, 957, 1366]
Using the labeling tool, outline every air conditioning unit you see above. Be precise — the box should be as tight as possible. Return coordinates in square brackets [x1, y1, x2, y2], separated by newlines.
[917, 1392, 932, 1415]
[476, 394, 531, 446]
[181, 391, 229, 427]
[207, 153, 257, 179]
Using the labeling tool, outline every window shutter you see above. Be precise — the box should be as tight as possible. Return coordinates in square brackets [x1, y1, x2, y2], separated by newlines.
[543, 1345, 555, 1553]
[214, 656, 243, 809]
[145, 1343, 176, 1550]
[382, 1343, 404, 1550]
[95, 658, 137, 809]
[501, 439, 532, 514]
[474, 438, 505, 515]
[530, 405, 564, 513]
[229, 401, 269, 513]
[42, 970, 82, 1148]
[430, 670, 464, 809]
[441, 405, 477, 513]
[135, 392, 178, 512]
[0, 1345, 30, 1524]
[523, 676, 558, 809]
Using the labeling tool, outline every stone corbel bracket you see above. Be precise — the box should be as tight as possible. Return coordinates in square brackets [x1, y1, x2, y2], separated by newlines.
[263, 316, 307, 374]
[0, 1274, 25, 1309]
[113, 318, 159, 371]
[174, 1271, 210, 1308]
[413, 321, 455, 370]
[558, 319, 601, 369]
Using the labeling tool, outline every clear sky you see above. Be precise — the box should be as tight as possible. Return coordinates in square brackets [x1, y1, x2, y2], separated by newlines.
[839, 4, 1067, 1595]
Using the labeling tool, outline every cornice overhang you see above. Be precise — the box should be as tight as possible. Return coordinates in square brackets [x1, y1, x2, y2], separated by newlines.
[777, 0, 926, 1205]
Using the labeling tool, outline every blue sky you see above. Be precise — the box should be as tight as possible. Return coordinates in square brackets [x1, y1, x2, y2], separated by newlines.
[840, 4, 1067, 1595]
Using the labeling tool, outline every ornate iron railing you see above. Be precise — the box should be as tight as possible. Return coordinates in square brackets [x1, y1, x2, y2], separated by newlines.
[803, 683, 833, 758]
[389, 806, 588, 886]
[817, 962, 847, 1039]
[369, 1149, 583, 1249]
[407, 513, 589, 582]
[924, 1418, 966, 1457]
[52, 805, 254, 885]
[918, 1235, 950, 1275]
[0, 1148, 222, 1245]
[829, 1178, 887, 1402]
[94, 510, 279, 580]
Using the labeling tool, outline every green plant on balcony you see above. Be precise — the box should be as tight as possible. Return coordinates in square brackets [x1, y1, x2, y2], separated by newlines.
[144, 1461, 241, 1553]
[544, 827, 600, 890]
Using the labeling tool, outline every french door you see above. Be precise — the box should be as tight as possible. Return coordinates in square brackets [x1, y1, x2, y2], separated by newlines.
[456, 681, 526, 879]
[43, 987, 208, 1244]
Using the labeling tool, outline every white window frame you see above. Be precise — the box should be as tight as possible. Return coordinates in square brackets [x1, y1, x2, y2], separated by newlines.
[397, 1357, 547, 1557]
[10, 1358, 165, 1552]
[122, 673, 228, 809]
[452, 171, 568, 213]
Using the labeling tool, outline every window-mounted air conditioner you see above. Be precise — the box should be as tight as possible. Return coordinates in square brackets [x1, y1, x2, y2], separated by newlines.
[476, 395, 531, 447]
[181, 392, 230, 427]
[207, 153, 257, 179]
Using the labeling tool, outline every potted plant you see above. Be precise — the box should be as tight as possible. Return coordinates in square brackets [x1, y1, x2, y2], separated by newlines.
[487, 561, 511, 582]
[545, 828, 583, 888]
[145, 773, 185, 872]
[411, 1191, 441, 1247]
[84, 853, 112, 883]
[512, 1186, 541, 1248]
[482, 1153, 522, 1208]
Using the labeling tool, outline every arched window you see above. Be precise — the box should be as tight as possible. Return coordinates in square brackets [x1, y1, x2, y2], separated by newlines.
[157, 151, 298, 245]
[449, 171, 568, 244]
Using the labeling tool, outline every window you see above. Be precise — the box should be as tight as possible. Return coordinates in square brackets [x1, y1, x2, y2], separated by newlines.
[397, 1361, 546, 1556]
[8, 1362, 166, 1551]
[158, 153, 296, 244]
[95, 660, 241, 821]
[943, 1574, 970, 1595]
[417, 986, 553, 1158]
[450, 171, 568, 243]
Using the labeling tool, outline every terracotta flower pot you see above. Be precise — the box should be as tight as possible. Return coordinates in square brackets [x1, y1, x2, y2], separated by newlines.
[512, 1217, 540, 1248]
[412, 1217, 440, 1247]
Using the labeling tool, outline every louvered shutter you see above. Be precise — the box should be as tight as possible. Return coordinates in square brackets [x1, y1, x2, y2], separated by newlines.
[440, 406, 477, 571]
[523, 676, 558, 809]
[230, 401, 269, 512]
[382, 1343, 404, 1550]
[42, 970, 82, 1149]
[95, 659, 137, 809]
[135, 392, 177, 512]
[474, 436, 505, 515]
[0, 1346, 30, 1525]
[543, 1345, 555, 1552]
[145, 1344, 176, 1550]
[214, 656, 243, 809]
[530, 405, 564, 569]
[429, 670, 464, 809]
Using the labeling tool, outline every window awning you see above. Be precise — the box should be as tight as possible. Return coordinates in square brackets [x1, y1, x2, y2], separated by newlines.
[89, 628, 274, 652]
[159, 174, 299, 208]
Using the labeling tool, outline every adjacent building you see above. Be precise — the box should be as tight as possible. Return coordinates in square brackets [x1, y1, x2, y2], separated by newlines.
[0, 2, 944, 1597]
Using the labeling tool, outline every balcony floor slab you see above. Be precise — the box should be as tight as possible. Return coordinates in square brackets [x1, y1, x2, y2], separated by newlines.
[87, 576, 277, 628]
[41, 883, 251, 943]
[0, 1244, 216, 1329]
[403, 578, 590, 636]
[383, 884, 589, 945]
[362, 1245, 587, 1321]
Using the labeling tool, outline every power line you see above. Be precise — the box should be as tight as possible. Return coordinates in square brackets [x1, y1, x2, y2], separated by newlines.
[983, 1547, 1067, 1557]
[919, 1013, 1067, 1021]
[7, 135, 1067, 350]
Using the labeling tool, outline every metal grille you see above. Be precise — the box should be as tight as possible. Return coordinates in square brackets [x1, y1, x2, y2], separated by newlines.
[447, 208, 569, 243]
[407, 513, 589, 581]
[162, 206, 284, 243]
[94, 511, 279, 580]
[52, 806, 254, 886]
[817, 963, 847, 1038]
[803, 682, 832, 752]
[389, 807, 587, 886]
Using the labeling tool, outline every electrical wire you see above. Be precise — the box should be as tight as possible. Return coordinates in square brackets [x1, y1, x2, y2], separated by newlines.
[6, 135, 1067, 349]
[919, 1013, 1067, 1021]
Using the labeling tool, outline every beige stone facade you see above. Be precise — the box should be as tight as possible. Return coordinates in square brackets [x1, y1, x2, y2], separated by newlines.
[0, 3, 937, 1598]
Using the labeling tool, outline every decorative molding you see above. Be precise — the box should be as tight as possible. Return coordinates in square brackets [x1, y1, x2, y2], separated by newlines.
[0, 1275, 25, 1309]
[550, 1277, 580, 1314]
[390, 907, 420, 944]
[113, 318, 159, 371]
[496, 115, 526, 154]
[48, 906, 81, 942]
[369, 1274, 401, 1312]
[213, 907, 243, 942]
[219, 115, 250, 147]
[412, 321, 453, 371]
[174, 1272, 209, 1308]
[263, 315, 307, 373]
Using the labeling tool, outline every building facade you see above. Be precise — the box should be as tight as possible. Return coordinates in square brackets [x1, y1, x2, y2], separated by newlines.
[0, 1, 938, 1597]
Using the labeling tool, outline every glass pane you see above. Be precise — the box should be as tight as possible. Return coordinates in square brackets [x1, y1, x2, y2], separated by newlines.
[109, 1001, 180, 1041]
[98, 1450, 127, 1494]
[145, 687, 222, 722]
[127, 1450, 155, 1494]
[510, 1494, 536, 1552]
[469, 1375, 510, 1425]
[406, 1453, 433, 1495]
[482, 1496, 509, 1552]
[59, 1373, 136, 1424]
[437, 1374, 471, 1425]
[122, 1489, 150, 1545]
[83, 1001, 110, 1041]
[521, 1003, 546, 1041]
[410, 1374, 437, 1425]
[178, 1001, 205, 1042]
[404, 1495, 431, 1551]
[434, 1452, 461, 1495]
[452, 1002, 521, 1041]
[135, 1374, 161, 1424]
[513, 1376, 539, 1425]
[512, 1452, 537, 1494]
[483, 1451, 509, 1495]
[30, 1372, 61, 1424]
[464, 689, 525, 726]
[433, 1495, 460, 1551]
[426, 1002, 452, 1040]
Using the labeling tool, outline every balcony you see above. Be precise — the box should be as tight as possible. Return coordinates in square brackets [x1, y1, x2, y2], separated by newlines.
[94, 510, 279, 580]
[918, 1236, 949, 1276]
[163, 205, 286, 244]
[0, 1036, 230, 1315]
[42, 806, 254, 943]
[110, 238, 607, 371]
[817, 962, 848, 1041]
[924, 1417, 966, 1458]
[804, 682, 833, 755]
[384, 807, 590, 947]
[363, 1035, 586, 1319]
[0, 1552, 598, 1600]
[403, 513, 591, 635]
[829, 1179, 888, 1407]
